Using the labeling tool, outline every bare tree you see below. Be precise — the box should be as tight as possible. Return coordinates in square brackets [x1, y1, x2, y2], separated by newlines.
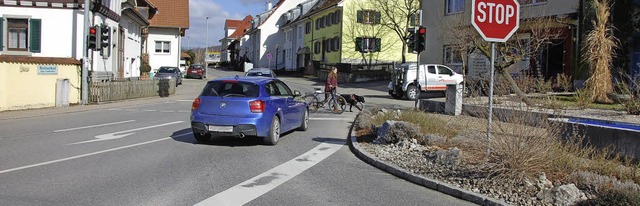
[441, 11, 564, 106]
[370, 0, 420, 63]
[341, 0, 397, 67]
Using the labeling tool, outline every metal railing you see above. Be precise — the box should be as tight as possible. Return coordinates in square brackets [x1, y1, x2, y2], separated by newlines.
[89, 79, 175, 103]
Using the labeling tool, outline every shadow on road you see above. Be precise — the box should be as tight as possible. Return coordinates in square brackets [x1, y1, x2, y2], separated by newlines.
[170, 128, 302, 147]
[312, 137, 346, 145]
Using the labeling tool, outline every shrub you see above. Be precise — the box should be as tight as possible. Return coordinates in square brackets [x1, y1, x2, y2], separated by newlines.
[613, 76, 640, 115]
[575, 88, 592, 109]
[383, 121, 422, 144]
[555, 73, 572, 92]
[575, 189, 640, 206]
[535, 77, 553, 94]
[140, 63, 152, 73]
[515, 74, 536, 94]
[566, 171, 640, 194]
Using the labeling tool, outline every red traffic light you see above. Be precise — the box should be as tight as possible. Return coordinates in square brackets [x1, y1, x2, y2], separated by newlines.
[89, 27, 97, 35]
[418, 27, 426, 35]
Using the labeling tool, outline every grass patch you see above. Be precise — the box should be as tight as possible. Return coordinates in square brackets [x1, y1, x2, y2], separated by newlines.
[531, 95, 625, 111]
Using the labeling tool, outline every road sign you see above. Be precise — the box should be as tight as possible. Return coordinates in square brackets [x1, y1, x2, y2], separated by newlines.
[471, 0, 520, 42]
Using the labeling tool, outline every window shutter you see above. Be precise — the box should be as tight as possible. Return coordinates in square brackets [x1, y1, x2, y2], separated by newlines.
[356, 10, 363, 23]
[29, 19, 42, 53]
[0, 19, 3, 50]
[375, 38, 381, 52]
[375, 12, 381, 24]
[355, 37, 362, 52]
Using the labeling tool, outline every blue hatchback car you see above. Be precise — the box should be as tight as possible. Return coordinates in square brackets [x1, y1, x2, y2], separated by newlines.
[190, 76, 309, 145]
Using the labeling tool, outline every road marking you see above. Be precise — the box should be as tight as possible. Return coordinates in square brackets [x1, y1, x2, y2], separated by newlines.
[69, 121, 184, 145]
[177, 100, 194, 102]
[194, 141, 344, 206]
[54, 120, 136, 133]
[0, 133, 191, 175]
[108, 108, 122, 111]
[142, 110, 157, 112]
[309, 117, 353, 121]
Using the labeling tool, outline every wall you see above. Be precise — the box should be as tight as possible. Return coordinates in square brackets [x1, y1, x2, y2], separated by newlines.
[147, 27, 180, 73]
[121, 16, 143, 78]
[0, 62, 81, 111]
[0, 7, 80, 58]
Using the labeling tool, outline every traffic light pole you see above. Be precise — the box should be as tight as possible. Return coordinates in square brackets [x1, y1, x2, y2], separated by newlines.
[81, 0, 90, 105]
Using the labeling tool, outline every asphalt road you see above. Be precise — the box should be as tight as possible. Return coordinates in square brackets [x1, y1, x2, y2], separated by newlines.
[0, 67, 473, 206]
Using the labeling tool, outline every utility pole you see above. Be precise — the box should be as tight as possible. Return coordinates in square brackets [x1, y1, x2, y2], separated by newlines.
[205, 16, 209, 66]
[81, 0, 91, 105]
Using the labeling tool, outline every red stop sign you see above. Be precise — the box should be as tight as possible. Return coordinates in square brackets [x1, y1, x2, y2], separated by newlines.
[471, 0, 520, 42]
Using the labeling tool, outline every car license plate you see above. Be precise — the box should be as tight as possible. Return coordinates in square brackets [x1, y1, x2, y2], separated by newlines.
[208, 125, 233, 132]
[191, 70, 197, 73]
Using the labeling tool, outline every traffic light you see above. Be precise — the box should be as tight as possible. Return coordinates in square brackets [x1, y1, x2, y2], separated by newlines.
[406, 27, 416, 53]
[99, 24, 110, 50]
[416, 26, 426, 52]
[99, 24, 111, 57]
[88, 26, 98, 50]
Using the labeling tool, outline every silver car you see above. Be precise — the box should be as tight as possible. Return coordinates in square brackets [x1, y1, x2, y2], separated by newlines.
[245, 68, 277, 78]
[154, 66, 183, 87]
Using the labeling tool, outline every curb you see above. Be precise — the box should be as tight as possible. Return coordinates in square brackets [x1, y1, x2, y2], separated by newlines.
[347, 114, 510, 206]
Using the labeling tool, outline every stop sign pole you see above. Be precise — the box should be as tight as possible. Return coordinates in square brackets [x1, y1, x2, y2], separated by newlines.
[471, 0, 519, 142]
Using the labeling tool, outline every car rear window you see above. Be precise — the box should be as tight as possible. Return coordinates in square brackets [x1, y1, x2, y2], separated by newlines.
[158, 67, 178, 73]
[201, 81, 260, 97]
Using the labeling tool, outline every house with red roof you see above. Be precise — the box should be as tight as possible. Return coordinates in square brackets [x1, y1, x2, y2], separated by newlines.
[220, 15, 252, 64]
[145, 0, 189, 74]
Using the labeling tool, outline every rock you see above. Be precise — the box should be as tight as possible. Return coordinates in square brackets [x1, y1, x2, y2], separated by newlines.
[423, 147, 461, 166]
[378, 108, 388, 115]
[374, 120, 397, 144]
[540, 184, 587, 206]
[536, 173, 553, 190]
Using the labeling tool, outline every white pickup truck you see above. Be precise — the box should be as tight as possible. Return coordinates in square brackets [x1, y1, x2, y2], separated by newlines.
[388, 63, 464, 100]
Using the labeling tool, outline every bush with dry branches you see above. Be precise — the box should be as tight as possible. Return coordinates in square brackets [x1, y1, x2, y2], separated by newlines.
[583, 0, 618, 103]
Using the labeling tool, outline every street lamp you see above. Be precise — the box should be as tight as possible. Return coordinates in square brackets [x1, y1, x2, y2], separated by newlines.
[205, 16, 209, 66]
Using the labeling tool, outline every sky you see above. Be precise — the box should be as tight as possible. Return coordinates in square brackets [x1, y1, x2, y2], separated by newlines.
[182, 0, 269, 50]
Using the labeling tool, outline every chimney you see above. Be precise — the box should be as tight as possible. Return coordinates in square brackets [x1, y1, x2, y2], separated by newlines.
[266, 1, 273, 11]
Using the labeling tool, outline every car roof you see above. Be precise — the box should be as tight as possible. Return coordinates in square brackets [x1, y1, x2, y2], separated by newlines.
[209, 75, 276, 84]
[247, 68, 273, 73]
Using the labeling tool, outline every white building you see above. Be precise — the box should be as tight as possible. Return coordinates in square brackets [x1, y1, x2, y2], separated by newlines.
[145, 0, 189, 73]
[120, 0, 154, 79]
[280, 0, 318, 71]
[245, 0, 306, 69]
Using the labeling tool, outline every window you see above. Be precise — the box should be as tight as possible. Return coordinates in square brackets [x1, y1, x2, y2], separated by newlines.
[334, 11, 341, 24]
[305, 21, 312, 34]
[427, 66, 436, 74]
[155, 41, 170, 53]
[325, 14, 332, 27]
[443, 46, 463, 65]
[332, 37, 340, 52]
[520, 0, 547, 5]
[438, 66, 454, 75]
[355, 37, 381, 52]
[324, 39, 331, 52]
[315, 18, 320, 30]
[356, 10, 380, 24]
[7, 19, 28, 51]
[2, 18, 41, 53]
[446, 0, 464, 14]
[314, 41, 321, 54]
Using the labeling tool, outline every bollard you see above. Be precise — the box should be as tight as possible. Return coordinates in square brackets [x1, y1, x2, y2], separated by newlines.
[445, 83, 462, 116]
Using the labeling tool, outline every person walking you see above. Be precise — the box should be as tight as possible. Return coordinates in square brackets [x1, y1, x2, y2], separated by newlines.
[325, 67, 339, 112]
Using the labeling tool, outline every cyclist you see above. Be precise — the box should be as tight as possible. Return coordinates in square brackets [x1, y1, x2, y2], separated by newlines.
[325, 66, 339, 112]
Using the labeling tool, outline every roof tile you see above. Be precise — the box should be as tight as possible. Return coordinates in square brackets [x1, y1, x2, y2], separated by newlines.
[148, 0, 190, 28]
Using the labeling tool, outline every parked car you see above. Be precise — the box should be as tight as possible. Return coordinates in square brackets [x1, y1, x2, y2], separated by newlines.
[190, 76, 308, 145]
[245, 68, 277, 78]
[154, 66, 182, 87]
[186, 64, 206, 79]
[388, 63, 463, 100]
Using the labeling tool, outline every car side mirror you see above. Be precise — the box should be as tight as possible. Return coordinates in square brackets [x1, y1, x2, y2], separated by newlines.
[293, 90, 301, 97]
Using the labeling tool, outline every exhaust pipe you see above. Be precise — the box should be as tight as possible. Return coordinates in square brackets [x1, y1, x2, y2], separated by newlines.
[238, 132, 245, 138]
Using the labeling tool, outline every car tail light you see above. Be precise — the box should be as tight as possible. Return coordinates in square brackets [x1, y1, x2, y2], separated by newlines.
[192, 98, 201, 111]
[249, 100, 265, 113]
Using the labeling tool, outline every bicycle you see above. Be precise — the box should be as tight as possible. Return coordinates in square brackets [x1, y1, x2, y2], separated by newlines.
[304, 88, 347, 114]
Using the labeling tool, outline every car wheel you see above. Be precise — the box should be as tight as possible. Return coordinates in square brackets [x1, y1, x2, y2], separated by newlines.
[193, 130, 211, 143]
[298, 109, 309, 131]
[406, 85, 417, 100]
[264, 116, 280, 145]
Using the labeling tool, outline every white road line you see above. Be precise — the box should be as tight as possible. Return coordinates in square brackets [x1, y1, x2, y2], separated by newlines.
[142, 110, 157, 112]
[108, 108, 122, 111]
[309, 117, 353, 121]
[54, 120, 136, 133]
[194, 141, 344, 206]
[0, 133, 191, 175]
[177, 100, 194, 102]
[160, 110, 174, 113]
[69, 121, 184, 145]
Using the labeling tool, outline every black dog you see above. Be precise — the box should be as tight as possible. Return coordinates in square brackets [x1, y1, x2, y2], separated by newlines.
[340, 94, 365, 112]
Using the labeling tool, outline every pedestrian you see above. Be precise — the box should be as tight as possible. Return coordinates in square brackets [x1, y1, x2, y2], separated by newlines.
[325, 66, 339, 111]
